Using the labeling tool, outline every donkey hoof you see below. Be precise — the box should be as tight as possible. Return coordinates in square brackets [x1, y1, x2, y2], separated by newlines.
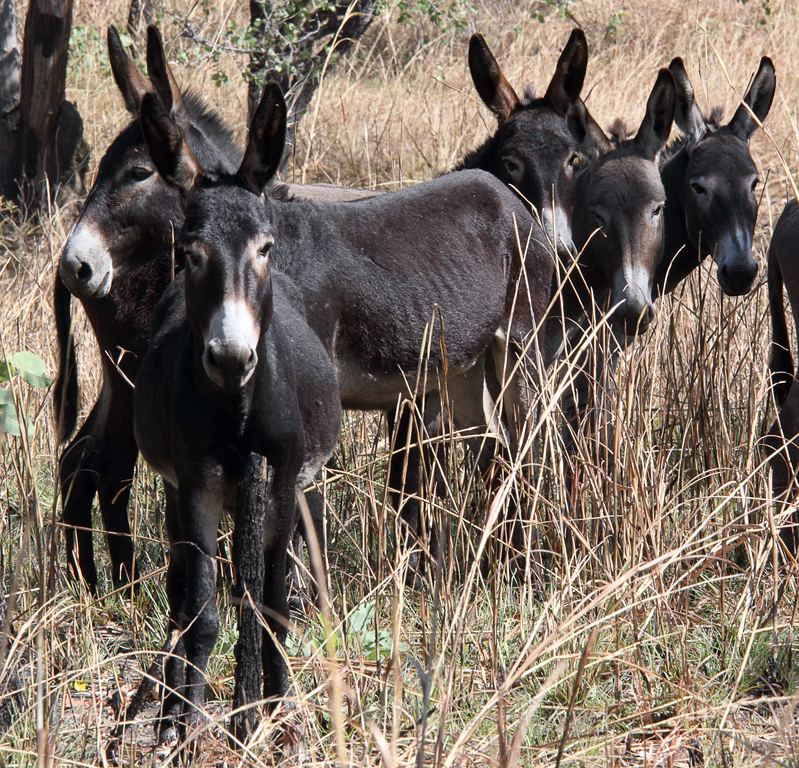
[274, 703, 306, 760]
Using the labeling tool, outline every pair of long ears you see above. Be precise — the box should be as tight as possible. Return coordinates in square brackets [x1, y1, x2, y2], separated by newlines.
[139, 82, 287, 199]
[564, 69, 676, 162]
[108, 24, 190, 131]
[668, 55, 775, 143]
[468, 28, 587, 122]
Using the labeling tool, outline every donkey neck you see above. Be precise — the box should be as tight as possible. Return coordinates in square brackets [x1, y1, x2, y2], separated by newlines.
[655, 148, 702, 296]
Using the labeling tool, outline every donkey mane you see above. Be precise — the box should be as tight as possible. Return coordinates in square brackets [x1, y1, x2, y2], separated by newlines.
[182, 89, 242, 164]
[661, 105, 724, 161]
[454, 86, 557, 173]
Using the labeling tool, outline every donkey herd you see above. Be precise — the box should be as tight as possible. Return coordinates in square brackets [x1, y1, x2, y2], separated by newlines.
[47, 20, 799, 753]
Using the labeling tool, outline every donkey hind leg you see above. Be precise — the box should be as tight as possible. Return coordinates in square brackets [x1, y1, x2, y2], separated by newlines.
[387, 392, 446, 586]
[164, 482, 223, 745]
[95, 389, 140, 590]
[766, 383, 799, 555]
[290, 481, 327, 610]
[59, 378, 139, 594]
[488, 332, 545, 574]
[158, 483, 186, 745]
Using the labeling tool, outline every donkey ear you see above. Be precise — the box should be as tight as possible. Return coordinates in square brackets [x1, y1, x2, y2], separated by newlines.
[634, 68, 676, 160]
[108, 26, 151, 115]
[146, 25, 191, 132]
[668, 57, 705, 140]
[728, 56, 776, 141]
[568, 98, 611, 160]
[238, 82, 287, 194]
[140, 92, 201, 198]
[468, 34, 520, 123]
[544, 28, 588, 116]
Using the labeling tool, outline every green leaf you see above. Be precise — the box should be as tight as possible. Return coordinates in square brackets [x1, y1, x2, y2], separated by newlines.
[118, 31, 134, 49]
[0, 388, 20, 436]
[350, 601, 375, 637]
[8, 351, 52, 388]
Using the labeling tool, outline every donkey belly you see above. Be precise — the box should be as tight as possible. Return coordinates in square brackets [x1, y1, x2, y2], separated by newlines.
[336, 353, 484, 411]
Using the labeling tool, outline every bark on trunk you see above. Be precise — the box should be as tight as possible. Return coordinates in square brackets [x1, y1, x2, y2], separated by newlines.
[0, 0, 21, 192]
[0, 0, 86, 207]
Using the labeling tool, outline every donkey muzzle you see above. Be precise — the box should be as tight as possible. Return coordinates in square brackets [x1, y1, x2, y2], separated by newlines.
[203, 339, 258, 390]
[714, 230, 758, 296]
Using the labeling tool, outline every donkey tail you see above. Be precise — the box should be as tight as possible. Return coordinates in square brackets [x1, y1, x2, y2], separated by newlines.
[53, 273, 79, 442]
[768, 233, 794, 409]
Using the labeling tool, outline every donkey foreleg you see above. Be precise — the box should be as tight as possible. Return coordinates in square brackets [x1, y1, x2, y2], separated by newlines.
[261, 470, 297, 703]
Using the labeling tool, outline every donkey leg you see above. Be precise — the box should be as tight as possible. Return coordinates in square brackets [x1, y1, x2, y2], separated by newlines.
[766, 385, 799, 555]
[387, 405, 427, 585]
[94, 384, 139, 590]
[293, 482, 327, 608]
[261, 471, 297, 703]
[172, 482, 222, 741]
[59, 385, 110, 593]
[158, 484, 187, 744]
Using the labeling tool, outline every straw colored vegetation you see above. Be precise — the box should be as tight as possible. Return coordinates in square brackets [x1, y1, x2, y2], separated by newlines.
[2, 0, 799, 764]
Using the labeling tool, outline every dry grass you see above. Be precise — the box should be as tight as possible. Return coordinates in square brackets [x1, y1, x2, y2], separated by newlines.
[2, 0, 799, 765]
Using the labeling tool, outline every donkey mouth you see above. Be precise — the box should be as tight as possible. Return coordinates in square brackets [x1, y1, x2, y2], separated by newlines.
[60, 264, 113, 300]
[202, 343, 258, 391]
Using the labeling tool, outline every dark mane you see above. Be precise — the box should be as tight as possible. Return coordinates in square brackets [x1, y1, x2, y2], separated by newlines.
[454, 88, 552, 173]
[183, 89, 242, 166]
[661, 105, 725, 162]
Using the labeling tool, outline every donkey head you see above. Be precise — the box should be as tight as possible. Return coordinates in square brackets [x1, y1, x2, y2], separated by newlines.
[140, 85, 286, 391]
[59, 26, 237, 300]
[573, 69, 676, 336]
[665, 56, 775, 296]
[465, 29, 593, 258]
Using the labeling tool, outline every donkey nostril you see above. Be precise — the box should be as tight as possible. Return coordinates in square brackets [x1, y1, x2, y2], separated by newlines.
[77, 262, 93, 282]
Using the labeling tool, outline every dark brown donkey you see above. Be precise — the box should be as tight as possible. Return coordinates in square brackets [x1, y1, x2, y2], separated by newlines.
[764, 201, 799, 553]
[547, 68, 676, 363]
[137, 82, 553, 742]
[459, 30, 590, 258]
[657, 56, 775, 297]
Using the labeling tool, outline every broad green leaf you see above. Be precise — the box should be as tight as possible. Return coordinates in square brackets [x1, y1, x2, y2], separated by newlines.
[8, 351, 52, 388]
[0, 388, 20, 436]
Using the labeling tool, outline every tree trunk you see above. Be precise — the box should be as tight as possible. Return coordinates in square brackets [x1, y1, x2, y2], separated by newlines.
[0, 0, 86, 208]
[0, 0, 21, 193]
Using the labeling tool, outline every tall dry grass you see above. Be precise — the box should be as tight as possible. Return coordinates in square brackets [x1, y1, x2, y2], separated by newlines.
[2, 0, 799, 765]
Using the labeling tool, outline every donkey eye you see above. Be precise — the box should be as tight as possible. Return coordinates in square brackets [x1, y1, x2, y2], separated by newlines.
[690, 181, 707, 196]
[129, 166, 153, 182]
[652, 204, 664, 218]
[503, 157, 522, 177]
[751, 178, 759, 193]
[184, 248, 204, 269]
[567, 153, 584, 171]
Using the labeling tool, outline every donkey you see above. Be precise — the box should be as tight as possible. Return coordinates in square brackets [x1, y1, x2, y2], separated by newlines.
[54, 27, 373, 592]
[546, 68, 676, 364]
[657, 56, 775, 297]
[764, 201, 799, 553]
[459, 29, 589, 258]
[133, 92, 341, 742]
